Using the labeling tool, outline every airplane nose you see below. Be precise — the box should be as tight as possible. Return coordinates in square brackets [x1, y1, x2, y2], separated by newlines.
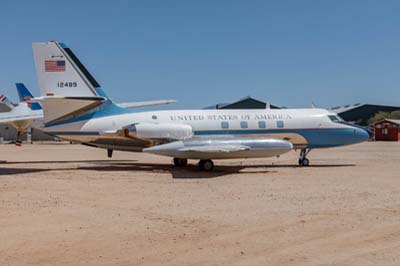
[353, 127, 369, 143]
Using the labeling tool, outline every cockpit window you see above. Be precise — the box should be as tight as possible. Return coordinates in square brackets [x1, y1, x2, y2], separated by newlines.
[328, 115, 344, 123]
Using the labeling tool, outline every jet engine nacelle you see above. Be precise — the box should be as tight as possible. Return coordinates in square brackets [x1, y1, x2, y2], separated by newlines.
[119, 123, 193, 141]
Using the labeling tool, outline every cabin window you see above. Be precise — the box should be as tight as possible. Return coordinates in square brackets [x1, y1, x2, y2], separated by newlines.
[240, 121, 248, 129]
[277, 120, 284, 128]
[258, 121, 266, 129]
[221, 121, 229, 129]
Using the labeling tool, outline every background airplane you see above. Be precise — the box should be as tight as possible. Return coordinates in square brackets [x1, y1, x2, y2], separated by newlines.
[0, 84, 43, 145]
[0, 94, 17, 112]
[31, 41, 369, 171]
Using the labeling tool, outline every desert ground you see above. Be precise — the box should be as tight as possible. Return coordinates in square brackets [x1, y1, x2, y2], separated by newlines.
[0, 142, 400, 266]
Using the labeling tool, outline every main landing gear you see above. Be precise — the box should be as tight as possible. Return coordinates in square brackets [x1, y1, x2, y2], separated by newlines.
[173, 158, 215, 171]
[107, 149, 113, 158]
[298, 148, 311, 167]
[15, 131, 23, 147]
[198, 159, 214, 171]
[173, 158, 188, 167]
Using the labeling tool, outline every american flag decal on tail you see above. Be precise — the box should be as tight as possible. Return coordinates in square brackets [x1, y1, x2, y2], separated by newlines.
[44, 60, 65, 72]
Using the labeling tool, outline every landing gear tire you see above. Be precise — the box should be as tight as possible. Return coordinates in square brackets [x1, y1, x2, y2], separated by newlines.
[173, 158, 188, 167]
[298, 149, 311, 167]
[299, 158, 310, 167]
[198, 159, 214, 171]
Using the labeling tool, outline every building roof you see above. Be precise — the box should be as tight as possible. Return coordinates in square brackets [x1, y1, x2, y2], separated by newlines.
[207, 96, 280, 110]
[330, 103, 400, 122]
[386, 119, 400, 124]
[375, 119, 400, 125]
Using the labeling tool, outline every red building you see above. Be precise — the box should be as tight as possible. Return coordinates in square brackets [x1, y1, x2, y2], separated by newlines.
[374, 119, 400, 141]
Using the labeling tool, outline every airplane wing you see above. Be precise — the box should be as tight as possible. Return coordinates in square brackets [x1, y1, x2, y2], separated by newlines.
[117, 99, 176, 109]
[0, 112, 43, 124]
[0, 103, 42, 128]
[0, 109, 44, 146]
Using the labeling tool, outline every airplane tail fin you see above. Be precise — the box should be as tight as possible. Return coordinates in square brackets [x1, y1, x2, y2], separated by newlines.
[32, 41, 116, 125]
[32, 41, 108, 98]
[15, 83, 42, 110]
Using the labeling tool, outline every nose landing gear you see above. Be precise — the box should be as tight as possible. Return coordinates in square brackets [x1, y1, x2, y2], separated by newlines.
[299, 149, 311, 166]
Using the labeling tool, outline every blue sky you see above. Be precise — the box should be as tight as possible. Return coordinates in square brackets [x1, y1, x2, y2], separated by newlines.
[0, 0, 399, 109]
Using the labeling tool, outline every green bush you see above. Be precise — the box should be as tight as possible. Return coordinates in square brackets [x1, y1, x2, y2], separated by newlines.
[368, 112, 400, 125]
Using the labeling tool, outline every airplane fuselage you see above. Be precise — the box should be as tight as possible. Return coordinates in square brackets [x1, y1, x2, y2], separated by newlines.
[42, 104, 369, 152]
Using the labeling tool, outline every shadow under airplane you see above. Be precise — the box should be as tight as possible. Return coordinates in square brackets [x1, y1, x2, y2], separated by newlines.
[0, 159, 356, 179]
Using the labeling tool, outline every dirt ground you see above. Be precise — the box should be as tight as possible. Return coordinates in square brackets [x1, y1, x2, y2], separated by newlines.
[0, 142, 399, 266]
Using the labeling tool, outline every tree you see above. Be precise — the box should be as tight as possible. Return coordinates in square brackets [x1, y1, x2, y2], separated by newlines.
[368, 111, 400, 125]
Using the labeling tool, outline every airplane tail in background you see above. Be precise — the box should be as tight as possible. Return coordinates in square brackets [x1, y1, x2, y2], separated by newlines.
[0, 95, 15, 111]
[15, 83, 42, 110]
[32, 41, 117, 125]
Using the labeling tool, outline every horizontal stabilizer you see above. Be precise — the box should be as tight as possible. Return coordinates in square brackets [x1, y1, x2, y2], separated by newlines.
[32, 96, 105, 125]
[117, 99, 176, 109]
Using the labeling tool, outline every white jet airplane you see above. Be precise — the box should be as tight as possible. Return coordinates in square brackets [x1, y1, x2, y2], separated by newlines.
[31, 41, 369, 171]
[0, 82, 176, 145]
[0, 84, 43, 145]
